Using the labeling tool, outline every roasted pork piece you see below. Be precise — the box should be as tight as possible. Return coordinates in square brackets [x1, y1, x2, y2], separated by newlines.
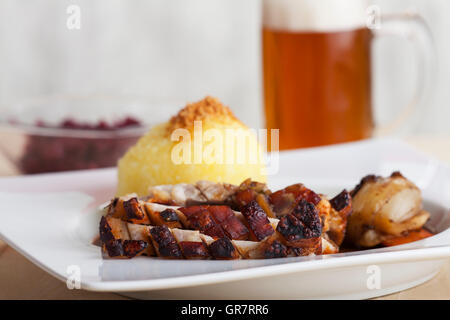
[327, 190, 352, 246]
[207, 237, 241, 260]
[231, 179, 275, 216]
[127, 223, 156, 256]
[269, 184, 321, 216]
[275, 200, 322, 255]
[106, 194, 151, 224]
[145, 203, 184, 229]
[172, 229, 210, 259]
[346, 172, 430, 248]
[241, 201, 275, 241]
[99, 216, 148, 258]
[178, 205, 247, 239]
[149, 225, 183, 259]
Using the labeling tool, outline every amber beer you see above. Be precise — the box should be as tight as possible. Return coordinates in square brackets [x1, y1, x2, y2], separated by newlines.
[263, 0, 374, 150]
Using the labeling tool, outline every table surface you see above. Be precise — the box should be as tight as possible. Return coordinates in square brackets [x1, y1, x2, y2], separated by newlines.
[1, 136, 449, 300]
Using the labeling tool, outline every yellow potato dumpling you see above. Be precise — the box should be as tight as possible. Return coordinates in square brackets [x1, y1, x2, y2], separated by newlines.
[117, 96, 267, 196]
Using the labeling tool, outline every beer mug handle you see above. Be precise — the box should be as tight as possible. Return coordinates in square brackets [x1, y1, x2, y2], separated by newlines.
[372, 12, 436, 136]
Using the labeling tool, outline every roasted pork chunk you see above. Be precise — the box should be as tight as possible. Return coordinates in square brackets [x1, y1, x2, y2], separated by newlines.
[179, 205, 250, 240]
[327, 190, 352, 246]
[171, 229, 210, 259]
[269, 183, 321, 217]
[99, 216, 148, 258]
[276, 200, 322, 255]
[241, 201, 275, 241]
[127, 223, 155, 256]
[208, 237, 241, 260]
[149, 225, 183, 259]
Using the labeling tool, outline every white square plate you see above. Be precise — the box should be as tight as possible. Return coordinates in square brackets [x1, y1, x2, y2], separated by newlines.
[1, 138, 450, 299]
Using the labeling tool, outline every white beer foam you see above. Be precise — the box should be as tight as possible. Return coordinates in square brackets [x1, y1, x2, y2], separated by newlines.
[263, 0, 369, 32]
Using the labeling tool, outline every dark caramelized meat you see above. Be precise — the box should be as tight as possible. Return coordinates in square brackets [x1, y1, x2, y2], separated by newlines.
[123, 198, 150, 224]
[181, 205, 251, 239]
[287, 184, 321, 205]
[208, 237, 240, 260]
[208, 205, 234, 223]
[262, 240, 288, 259]
[221, 215, 249, 240]
[291, 200, 322, 239]
[276, 214, 306, 243]
[288, 243, 322, 256]
[99, 216, 147, 258]
[231, 179, 272, 211]
[99, 216, 115, 243]
[122, 240, 149, 258]
[330, 190, 352, 215]
[156, 208, 183, 228]
[203, 224, 227, 239]
[179, 241, 210, 259]
[269, 184, 321, 217]
[187, 210, 218, 232]
[160, 208, 180, 222]
[241, 201, 275, 241]
[179, 205, 209, 218]
[145, 204, 183, 228]
[107, 198, 123, 218]
[233, 189, 257, 209]
[208, 205, 249, 240]
[328, 189, 352, 246]
[99, 216, 129, 241]
[180, 205, 249, 240]
[149, 226, 183, 258]
[276, 200, 322, 252]
[102, 239, 124, 258]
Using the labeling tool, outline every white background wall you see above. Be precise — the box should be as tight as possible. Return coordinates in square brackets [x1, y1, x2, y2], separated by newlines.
[0, 0, 448, 135]
[371, 0, 450, 136]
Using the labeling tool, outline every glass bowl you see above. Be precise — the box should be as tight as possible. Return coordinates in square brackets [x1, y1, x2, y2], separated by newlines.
[0, 95, 180, 175]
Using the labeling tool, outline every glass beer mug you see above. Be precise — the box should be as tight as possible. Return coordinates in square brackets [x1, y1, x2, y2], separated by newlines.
[263, 0, 435, 150]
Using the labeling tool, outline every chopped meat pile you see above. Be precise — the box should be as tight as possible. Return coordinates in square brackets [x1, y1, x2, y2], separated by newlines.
[99, 173, 431, 260]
